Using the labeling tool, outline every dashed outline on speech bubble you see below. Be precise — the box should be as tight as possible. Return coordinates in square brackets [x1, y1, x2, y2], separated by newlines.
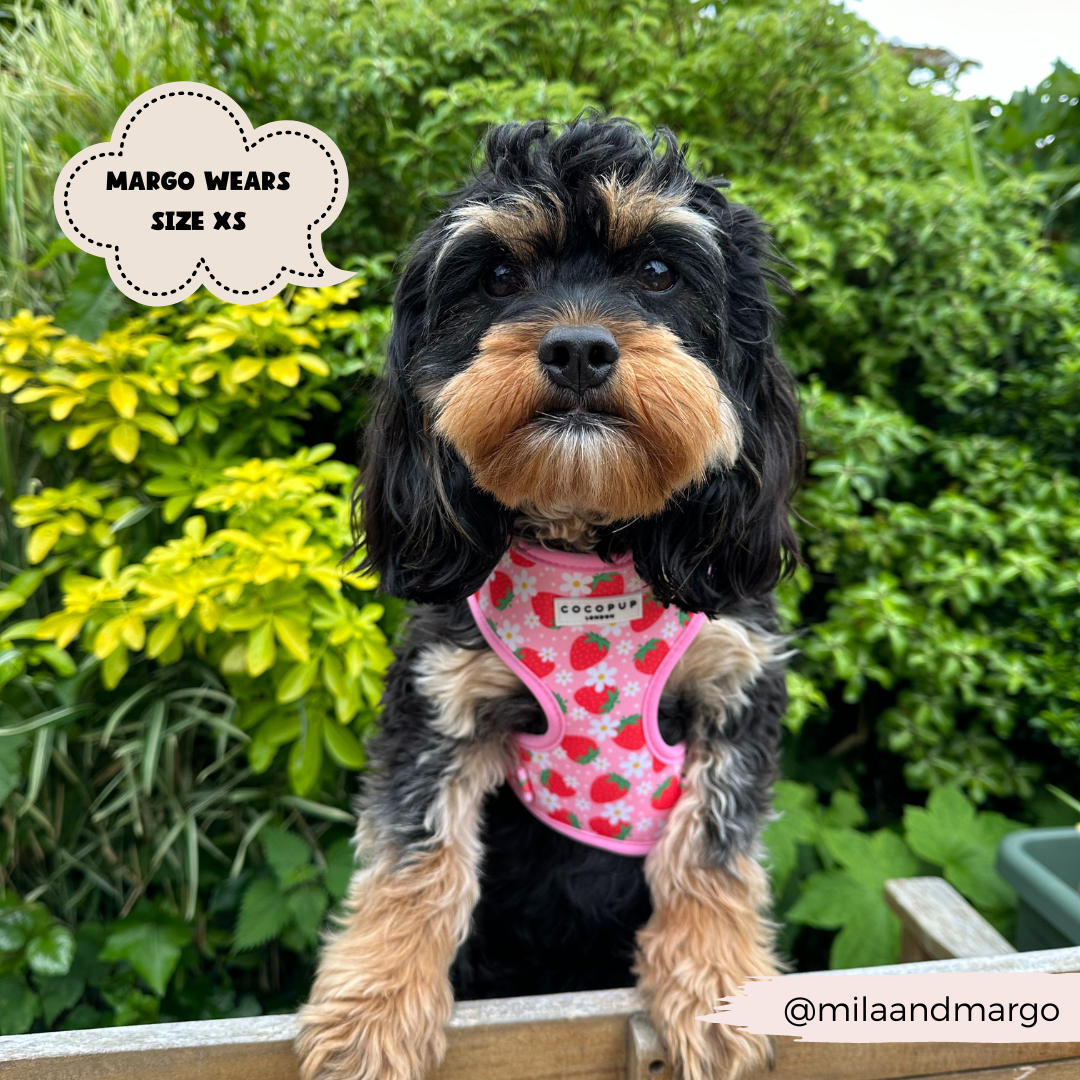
[53, 81, 353, 305]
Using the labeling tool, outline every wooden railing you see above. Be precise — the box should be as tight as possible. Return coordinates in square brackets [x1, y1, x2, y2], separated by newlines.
[2, 878, 1079, 1080]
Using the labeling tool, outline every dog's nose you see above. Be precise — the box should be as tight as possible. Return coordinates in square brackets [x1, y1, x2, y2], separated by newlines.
[538, 324, 619, 393]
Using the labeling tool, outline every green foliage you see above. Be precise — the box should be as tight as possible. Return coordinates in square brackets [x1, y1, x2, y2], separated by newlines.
[764, 783, 1021, 969]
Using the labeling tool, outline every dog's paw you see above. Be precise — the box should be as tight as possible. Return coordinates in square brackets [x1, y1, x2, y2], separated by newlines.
[651, 990, 774, 1080]
[295, 990, 449, 1080]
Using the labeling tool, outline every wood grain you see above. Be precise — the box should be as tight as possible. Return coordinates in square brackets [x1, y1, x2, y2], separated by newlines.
[885, 878, 1016, 962]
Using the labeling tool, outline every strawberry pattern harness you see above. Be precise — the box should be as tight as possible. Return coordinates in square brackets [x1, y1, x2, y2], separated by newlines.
[467, 543, 706, 855]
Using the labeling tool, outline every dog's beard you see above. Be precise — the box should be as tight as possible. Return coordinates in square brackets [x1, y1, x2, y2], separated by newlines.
[432, 313, 742, 520]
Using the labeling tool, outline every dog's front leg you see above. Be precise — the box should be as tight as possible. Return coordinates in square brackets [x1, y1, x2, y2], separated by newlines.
[296, 635, 516, 1080]
[636, 623, 787, 1080]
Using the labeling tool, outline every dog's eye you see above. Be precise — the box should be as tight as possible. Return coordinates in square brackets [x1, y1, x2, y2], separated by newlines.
[636, 258, 675, 292]
[482, 264, 522, 298]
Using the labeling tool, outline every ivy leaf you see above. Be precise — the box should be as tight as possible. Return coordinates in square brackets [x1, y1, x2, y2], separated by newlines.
[761, 781, 819, 893]
[101, 917, 193, 996]
[903, 787, 1022, 912]
[37, 971, 85, 1026]
[26, 925, 76, 977]
[233, 877, 290, 952]
[0, 907, 34, 952]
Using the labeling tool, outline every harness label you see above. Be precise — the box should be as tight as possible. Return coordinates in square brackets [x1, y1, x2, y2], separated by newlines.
[554, 593, 644, 627]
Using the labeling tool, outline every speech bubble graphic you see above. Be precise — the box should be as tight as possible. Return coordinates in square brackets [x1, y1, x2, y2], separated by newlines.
[53, 81, 352, 305]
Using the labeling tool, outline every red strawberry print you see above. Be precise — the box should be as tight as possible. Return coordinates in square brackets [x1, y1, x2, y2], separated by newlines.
[569, 631, 609, 671]
[489, 571, 514, 611]
[540, 769, 576, 797]
[634, 638, 669, 675]
[651, 776, 682, 810]
[574, 685, 619, 714]
[678, 610, 693, 627]
[589, 817, 631, 840]
[509, 549, 535, 567]
[613, 714, 645, 750]
[590, 571, 624, 596]
[630, 596, 664, 632]
[550, 808, 582, 829]
[518, 747, 532, 763]
[561, 734, 599, 764]
[532, 592, 557, 628]
[590, 773, 631, 803]
[652, 754, 667, 773]
[515, 646, 555, 678]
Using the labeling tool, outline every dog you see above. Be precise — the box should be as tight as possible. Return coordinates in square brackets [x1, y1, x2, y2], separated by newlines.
[295, 116, 801, 1080]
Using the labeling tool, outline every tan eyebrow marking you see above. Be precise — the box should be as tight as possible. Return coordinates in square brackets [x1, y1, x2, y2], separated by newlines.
[438, 190, 566, 265]
[594, 172, 719, 251]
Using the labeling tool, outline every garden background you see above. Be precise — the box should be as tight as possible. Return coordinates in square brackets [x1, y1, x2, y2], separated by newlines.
[1, 0, 1079, 1033]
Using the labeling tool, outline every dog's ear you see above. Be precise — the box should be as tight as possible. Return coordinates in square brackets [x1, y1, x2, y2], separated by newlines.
[352, 266, 513, 604]
[619, 191, 802, 616]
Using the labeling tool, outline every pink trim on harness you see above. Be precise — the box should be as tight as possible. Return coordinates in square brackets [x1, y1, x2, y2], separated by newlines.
[467, 542, 706, 856]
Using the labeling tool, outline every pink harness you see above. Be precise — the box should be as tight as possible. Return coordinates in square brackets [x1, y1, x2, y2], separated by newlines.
[467, 543, 706, 855]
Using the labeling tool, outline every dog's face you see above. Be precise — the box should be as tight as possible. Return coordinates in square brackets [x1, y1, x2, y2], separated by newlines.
[359, 120, 800, 612]
[422, 172, 743, 522]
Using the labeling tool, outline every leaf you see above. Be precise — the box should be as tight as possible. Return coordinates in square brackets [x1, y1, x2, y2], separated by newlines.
[322, 720, 366, 769]
[246, 620, 276, 677]
[141, 699, 167, 795]
[108, 422, 140, 464]
[108, 379, 138, 419]
[259, 826, 316, 888]
[277, 660, 318, 703]
[0, 907, 34, 951]
[0, 975, 39, 1035]
[54, 255, 123, 342]
[286, 883, 329, 947]
[37, 971, 85, 1026]
[100, 917, 193, 996]
[324, 838, 356, 901]
[233, 877, 290, 951]
[26, 925, 76, 977]
[27, 521, 62, 564]
[288, 717, 323, 796]
[273, 615, 310, 663]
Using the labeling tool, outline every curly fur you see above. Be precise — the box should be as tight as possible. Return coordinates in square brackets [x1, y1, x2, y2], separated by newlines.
[303, 116, 803, 1080]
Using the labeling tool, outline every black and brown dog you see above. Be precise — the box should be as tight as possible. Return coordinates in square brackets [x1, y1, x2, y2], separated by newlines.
[296, 116, 801, 1080]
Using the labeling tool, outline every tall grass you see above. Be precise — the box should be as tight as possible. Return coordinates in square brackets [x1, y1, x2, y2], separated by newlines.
[0, 0, 198, 316]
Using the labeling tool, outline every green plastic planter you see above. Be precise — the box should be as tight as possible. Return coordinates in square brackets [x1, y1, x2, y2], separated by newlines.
[997, 827, 1080, 951]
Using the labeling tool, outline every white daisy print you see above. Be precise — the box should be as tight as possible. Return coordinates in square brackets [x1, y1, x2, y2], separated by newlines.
[622, 680, 641, 699]
[637, 818, 655, 832]
[523, 612, 541, 629]
[539, 646, 557, 663]
[588, 715, 619, 741]
[603, 800, 633, 825]
[585, 661, 617, 692]
[555, 669, 574, 687]
[532, 751, 551, 769]
[496, 621, 524, 649]
[553, 747, 567, 761]
[560, 571, 590, 596]
[627, 574, 646, 592]
[570, 705, 588, 721]
[575, 797, 591, 812]
[513, 570, 538, 599]
[615, 639, 634, 656]
[621, 750, 651, 779]
[538, 789, 562, 811]
[661, 621, 679, 641]
[598, 620, 623, 637]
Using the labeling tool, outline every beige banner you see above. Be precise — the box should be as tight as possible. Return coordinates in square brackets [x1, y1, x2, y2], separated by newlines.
[699, 973, 1080, 1042]
[53, 81, 353, 305]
